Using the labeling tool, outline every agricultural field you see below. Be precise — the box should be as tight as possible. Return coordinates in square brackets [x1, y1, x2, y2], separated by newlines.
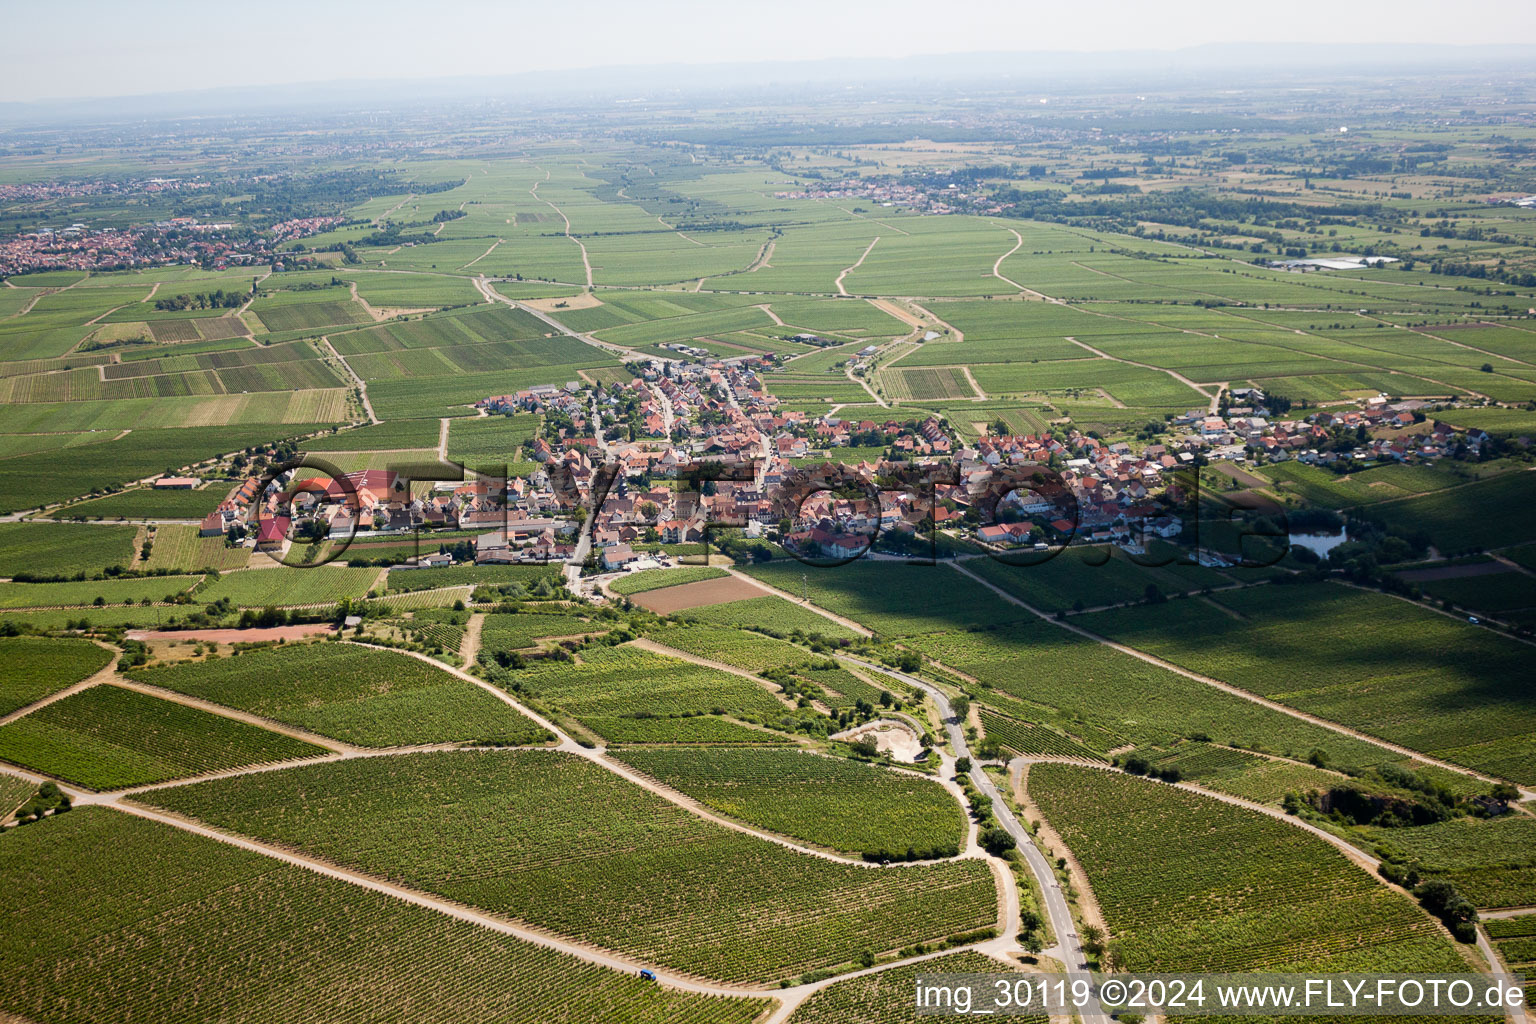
[0, 574, 201, 609]
[1356, 815, 1536, 910]
[677, 595, 866, 640]
[445, 413, 540, 466]
[196, 566, 382, 607]
[403, 606, 469, 653]
[0, 423, 331, 515]
[300, 419, 442, 451]
[478, 610, 607, 650]
[385, 563, 562, 593]
[1258, 460, 1470, 508]
[741, 561, 1029, 636]
[142, 750, 1000, 983]
[367, 365, 613, 420]
[962, 546, 1232, 614]
[0, 636, 114, 716]
[801, 663, 893, 711]
[53, 483, 228, 520]
[0, 522, 138, 577]
[140, 523, 253, 572]
[613, 747, 967, 858]
[1137, 741, 1344, 806]
[249, 291, 370, 334]
[1412, 568, 1536, 617]
[609, 565, 728, 595]
[1487, 914, 1536, 978]
[0, 775, 33, 821]
[1028, 764, 1474, 975]
[1360, 470, 1536, 553]
[0, 684, 325, 790]
[880, 365, 977, 402]
[645, 622, 821, 675]
[0, 808, 767, 1024]
[978, 710, 1105, 761]
[8, 65, 1536, 1017]
[1084, 582, 1536, 785]
[504, 643, 789, 743]
[905, 620, 1417, 773]
[126, 642, 550, 747]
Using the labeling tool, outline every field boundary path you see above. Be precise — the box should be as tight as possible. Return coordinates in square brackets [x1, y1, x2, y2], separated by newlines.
[458, 612, 484, 664]
[106, 796, 763, 995]
[530, 169, 592, 288]
[322, 336, 378, 424]
[1066, 336, 1218, 412]
[475, 275, 636, 361]
[836, 237, 879, 296]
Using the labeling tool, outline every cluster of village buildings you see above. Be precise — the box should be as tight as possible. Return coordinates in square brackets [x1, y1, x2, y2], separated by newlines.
[1165, 389, 1493, 466]
[1, 214, 342, 277]
[0, 177, 209, 206]
[181, 365, 1500, 572]
[773, 178, 1016, 216]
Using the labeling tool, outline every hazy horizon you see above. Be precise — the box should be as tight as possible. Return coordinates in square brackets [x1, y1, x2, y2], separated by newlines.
[4, 0, 1536, 105]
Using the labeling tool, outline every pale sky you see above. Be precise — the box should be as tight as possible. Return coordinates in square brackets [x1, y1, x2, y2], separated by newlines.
[4, 0, 1536, 103]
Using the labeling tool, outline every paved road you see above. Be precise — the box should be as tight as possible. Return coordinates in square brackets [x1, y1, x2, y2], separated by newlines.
[840, 656, 1108, 1024]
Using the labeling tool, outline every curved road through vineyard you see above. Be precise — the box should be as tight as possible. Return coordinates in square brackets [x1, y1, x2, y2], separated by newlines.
[843, 655, 1109, 1024]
